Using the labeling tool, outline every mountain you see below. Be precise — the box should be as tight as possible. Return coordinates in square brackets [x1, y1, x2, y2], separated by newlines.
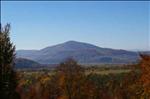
[15, 58, 41, 69]
[17, 41, 139, 64]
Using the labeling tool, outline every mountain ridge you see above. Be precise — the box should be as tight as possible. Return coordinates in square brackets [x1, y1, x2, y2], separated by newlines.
[16, 41, 140, 64]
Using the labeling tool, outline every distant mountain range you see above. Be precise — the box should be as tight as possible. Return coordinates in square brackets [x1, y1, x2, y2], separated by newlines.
[16, 41, 145, 66]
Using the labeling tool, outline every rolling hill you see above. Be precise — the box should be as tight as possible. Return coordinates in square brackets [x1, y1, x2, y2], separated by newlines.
[15, 58, 41, 69]
[17, 41, 140, 64]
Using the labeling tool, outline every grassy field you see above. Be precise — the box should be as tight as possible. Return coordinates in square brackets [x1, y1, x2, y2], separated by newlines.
[85, 69, 131, 75]
[18, 67, 132, 76]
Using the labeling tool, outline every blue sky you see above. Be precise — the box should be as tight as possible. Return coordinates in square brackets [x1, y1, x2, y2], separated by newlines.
[1, 1, 150, 51]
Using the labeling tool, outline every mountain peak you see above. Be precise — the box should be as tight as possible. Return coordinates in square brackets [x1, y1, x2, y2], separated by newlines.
[64, 40, 82, 44]
[60, 40, 101, 50]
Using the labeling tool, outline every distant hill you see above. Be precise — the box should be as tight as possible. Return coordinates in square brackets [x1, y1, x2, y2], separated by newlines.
[17, 41, 140, 64]
[140, 51, 150, 55]
[15, 58, 41, 69]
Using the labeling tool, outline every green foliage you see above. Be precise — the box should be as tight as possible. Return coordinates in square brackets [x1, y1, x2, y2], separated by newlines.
[0, 24, 20, 99]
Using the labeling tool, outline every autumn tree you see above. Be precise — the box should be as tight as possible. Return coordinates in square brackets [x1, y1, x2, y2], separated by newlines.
[0, 24, 20, 99]
[139, 54, 150, 98]
[55, 58, 86, 99]
[118, 54, 150, 99]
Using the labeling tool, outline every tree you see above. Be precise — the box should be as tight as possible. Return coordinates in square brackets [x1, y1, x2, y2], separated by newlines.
[118, 54, 150, 99]
[139, 54, 150, 98]
[0, 24, 20, 99]
[55, 58, 108, 99]
[55, 58, 85, 99]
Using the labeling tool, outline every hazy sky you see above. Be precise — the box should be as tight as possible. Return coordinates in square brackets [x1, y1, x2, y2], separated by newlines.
[1, 1, 150, 51]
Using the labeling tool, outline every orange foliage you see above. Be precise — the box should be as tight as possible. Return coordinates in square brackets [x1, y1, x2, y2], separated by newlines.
[139, 54, 150, 98]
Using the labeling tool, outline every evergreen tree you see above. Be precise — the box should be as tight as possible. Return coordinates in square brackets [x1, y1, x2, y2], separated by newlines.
[0, 24, 20, 99]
